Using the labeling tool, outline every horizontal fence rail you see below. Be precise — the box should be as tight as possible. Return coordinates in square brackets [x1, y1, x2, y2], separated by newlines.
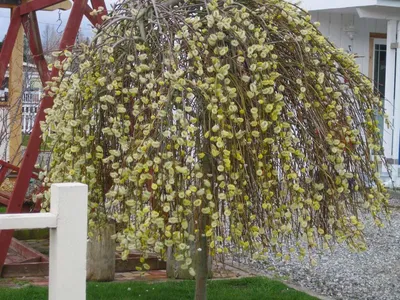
[0, 183, 88, 300]
[0, 213, 57, 230]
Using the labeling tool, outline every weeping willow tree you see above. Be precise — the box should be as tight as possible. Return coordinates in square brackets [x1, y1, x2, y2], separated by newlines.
[40, 0, 389, 298]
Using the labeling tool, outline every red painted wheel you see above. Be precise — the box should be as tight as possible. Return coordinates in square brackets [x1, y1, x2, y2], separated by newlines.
[0, 0, 107, 271]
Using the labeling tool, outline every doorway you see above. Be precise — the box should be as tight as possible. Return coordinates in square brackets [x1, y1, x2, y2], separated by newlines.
[370, 35, 387, 143]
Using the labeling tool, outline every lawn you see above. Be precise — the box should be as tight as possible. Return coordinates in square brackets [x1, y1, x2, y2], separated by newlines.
[22, 134, 30, 147]
[22, 134, 51, 151]
[0, 277, 318, 300]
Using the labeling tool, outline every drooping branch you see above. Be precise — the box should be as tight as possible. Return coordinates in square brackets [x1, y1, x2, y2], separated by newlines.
[42, 0, 389, 285]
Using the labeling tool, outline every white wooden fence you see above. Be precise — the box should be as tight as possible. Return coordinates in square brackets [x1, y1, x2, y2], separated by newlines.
[0, 90, 41, 134]
[22, 91, 41, 134]
[0, 183, 88, 300]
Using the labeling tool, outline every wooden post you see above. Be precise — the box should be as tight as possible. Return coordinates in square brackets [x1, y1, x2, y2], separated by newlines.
[8, 6, 23, 165]
[49, 183, 88, 300]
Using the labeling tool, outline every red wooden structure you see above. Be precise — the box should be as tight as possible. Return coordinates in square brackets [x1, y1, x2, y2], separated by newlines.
[0, 0, 107, 273]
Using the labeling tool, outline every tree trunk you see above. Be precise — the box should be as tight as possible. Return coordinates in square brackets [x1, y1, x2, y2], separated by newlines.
[166, 245, 194, 279]
[86, 223, 116, 281]
[167, 215, 193, 278]
[167, 215, 212, 281]
[195, 214, 208, 300]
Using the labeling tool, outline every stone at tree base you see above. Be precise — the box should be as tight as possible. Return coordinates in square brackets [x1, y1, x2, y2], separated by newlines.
[86, 223, 116, 281]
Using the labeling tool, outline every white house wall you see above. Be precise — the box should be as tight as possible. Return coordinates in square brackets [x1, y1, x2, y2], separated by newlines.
[310, 11, 400, 186]
[300, 0, 400, 11]
[311, 12, 387, 77]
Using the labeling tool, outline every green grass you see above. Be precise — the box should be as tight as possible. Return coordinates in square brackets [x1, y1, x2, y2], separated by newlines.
[0, 206, 6, 213]
[22, 134, 51, 151]
[0, 277, 318, 300]
[22, 134, 30, 147]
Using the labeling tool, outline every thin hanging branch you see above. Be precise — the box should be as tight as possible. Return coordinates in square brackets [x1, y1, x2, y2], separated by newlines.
[41, 0, 389, 286]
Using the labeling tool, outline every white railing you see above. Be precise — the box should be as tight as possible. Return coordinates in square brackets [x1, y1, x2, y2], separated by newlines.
[22, 102, 38, 134]
[0, 183, 88, 300]
[0, 90, 41, 134]
[22, 91, 41, 104]
[22, 91, 41, 134]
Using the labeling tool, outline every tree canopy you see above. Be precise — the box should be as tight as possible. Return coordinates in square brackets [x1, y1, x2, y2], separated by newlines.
[41, 0, 389, 279]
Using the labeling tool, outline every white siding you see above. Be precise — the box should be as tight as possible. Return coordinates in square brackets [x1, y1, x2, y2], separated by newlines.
[299, 0, 400, 11]
[311, 12, 387, 76]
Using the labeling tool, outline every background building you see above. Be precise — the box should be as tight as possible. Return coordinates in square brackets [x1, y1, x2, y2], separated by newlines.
[300, 0, 400, 186]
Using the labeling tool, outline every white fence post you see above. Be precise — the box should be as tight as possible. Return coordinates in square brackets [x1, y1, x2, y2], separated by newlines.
[48, 183, 88, 300]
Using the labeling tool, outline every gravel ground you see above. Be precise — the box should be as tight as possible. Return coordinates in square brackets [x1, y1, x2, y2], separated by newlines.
[243, 198, 400, 300]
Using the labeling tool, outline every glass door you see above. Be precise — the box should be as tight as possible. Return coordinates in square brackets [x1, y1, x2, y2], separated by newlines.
[373, 38, 387, 142]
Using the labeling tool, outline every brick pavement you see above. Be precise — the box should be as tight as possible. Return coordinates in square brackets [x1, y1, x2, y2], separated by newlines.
[0, 263, 248, 288]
